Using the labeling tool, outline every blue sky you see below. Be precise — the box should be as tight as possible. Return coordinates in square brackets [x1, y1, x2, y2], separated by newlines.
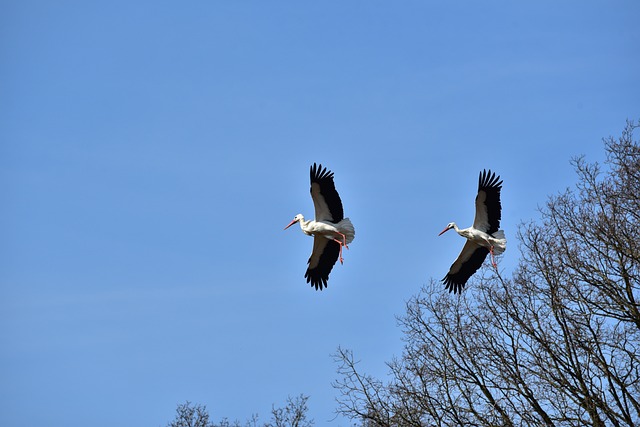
[1, 1, 639, 426]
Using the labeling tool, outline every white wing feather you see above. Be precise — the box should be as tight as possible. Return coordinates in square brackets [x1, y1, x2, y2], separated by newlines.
[308, 235, 329, 269]
[448, 240, 482, 275]
[472, 189, 490, 233]
[311, 182, 334, 222]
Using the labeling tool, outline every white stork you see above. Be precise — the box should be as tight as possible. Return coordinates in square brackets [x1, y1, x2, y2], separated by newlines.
[438, 169, 507, 294]
[284, 163, 355, 290]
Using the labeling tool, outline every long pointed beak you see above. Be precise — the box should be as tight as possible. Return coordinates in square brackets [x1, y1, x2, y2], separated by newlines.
[438, 227, 450, 236]
[284, 219, 297, 230]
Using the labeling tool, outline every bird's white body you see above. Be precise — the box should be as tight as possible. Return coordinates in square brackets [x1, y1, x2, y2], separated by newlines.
[446, 222, 506, 255]
[295, 214, 356, 245]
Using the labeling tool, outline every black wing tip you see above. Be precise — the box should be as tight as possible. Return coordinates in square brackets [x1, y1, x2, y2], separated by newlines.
[442, 246, 490, 294]
[442, 275, 466, 294]
[310, 162, 334, 182]
[304, 273, 328, 290]
[304, 240, 339, 291]
[479, 169, 503, 191]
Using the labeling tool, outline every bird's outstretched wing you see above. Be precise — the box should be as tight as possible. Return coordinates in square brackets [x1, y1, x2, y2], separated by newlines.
[473, 169, 503, 234]
[310, 163, 344, 223]
[305, 236, 340, 290]
[442, 240, 490, 294]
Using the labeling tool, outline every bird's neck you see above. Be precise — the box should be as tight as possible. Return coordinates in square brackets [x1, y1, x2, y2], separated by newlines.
[452, 223, 471, 238]
[298, 217, 314, 235]
[456, 225, 474, 239]
[298, 216, 311, 229]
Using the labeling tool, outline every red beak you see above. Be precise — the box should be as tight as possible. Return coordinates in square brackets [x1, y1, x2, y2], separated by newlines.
[284, 219, 297, 230]
[438, 227, 450, 236]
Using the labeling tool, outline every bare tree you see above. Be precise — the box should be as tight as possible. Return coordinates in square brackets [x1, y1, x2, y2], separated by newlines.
[166, 395, 312, 427]
[334, 121, 640, 427]
[167, 402, 217, 427]
[266, 394, 314, 427]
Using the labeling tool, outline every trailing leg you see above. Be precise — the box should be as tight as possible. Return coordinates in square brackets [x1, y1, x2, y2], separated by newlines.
[490, 246, 497, 268]
[333, 239, 345, 264]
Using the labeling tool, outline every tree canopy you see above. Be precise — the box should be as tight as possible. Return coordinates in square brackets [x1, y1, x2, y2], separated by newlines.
[334, 120, 640, 426]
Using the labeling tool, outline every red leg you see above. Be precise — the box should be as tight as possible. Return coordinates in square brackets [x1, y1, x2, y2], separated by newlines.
[490, 246, 497, 268]
[336, 231, 349, 249]
[333, 239, 345, 264]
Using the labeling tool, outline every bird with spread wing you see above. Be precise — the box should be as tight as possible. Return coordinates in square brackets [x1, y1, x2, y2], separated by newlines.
[438, 169, 507, 293]
[284, 163, 355, 290]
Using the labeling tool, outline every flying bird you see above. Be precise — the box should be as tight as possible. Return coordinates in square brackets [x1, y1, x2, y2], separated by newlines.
[438, 169, 507, 294]
[284, 163, 355, 290]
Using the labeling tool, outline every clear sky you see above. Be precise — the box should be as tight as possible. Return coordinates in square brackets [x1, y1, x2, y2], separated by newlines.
[1, 1, 639, 426]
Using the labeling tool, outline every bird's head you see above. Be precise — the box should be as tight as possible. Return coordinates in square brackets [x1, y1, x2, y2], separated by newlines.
[284, 214, 304, 230]
[438, 222, 456, 236]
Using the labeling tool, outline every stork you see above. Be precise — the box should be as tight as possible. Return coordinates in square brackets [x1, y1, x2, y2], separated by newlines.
[438, 169, 507, 294]
[284, 163, 355, 290]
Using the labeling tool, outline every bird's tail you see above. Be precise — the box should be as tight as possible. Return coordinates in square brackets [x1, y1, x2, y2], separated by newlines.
[491, 230, 507, 254]
[338, 218, 355, 245]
